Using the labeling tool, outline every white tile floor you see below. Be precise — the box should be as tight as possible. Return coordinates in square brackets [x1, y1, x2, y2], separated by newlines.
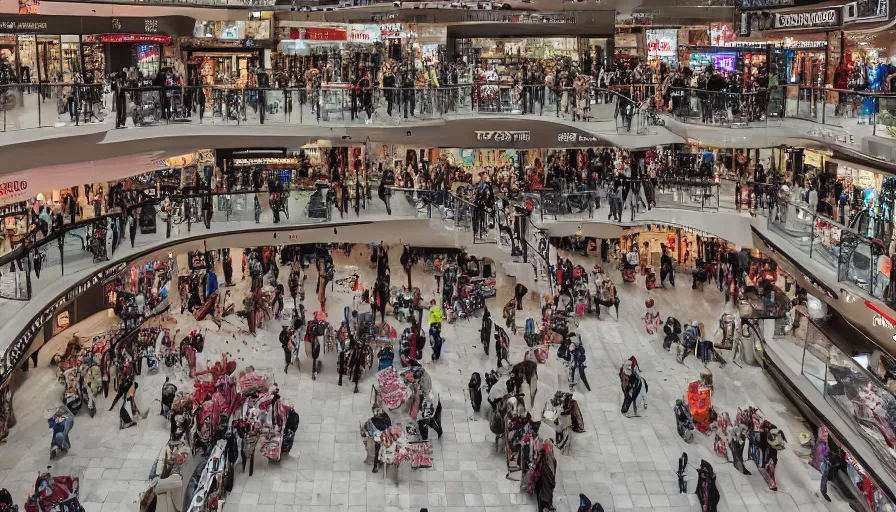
[0, 242, 852, 512]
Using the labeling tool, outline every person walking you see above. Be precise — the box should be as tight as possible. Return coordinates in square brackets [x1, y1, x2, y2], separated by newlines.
[280, 325, 294, 373]
[480, 307, 492, 355]
[660, 244, 675, 288]
[502, 298, 517, 335]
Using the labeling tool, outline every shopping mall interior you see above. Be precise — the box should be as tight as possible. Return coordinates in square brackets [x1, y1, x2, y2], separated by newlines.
[6, 1, 896, 512]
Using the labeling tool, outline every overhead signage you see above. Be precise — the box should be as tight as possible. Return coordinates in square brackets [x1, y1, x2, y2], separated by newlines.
[417, 25, 447, 45]
[475, 131, 531, 143]
[873, 314, 896, 330]
[0, 20, 47, 32]
[647, 29, 677, 61]
[741, 0, 794, 9]
[231, 158, 299, 166]
[462, 12, 576, 24]
[301, 27, 348, 41]
[557, 132, 602, 143]
[617, 13, 655, 26]
[87, 34, 172, 44]
[711, 22, 735, 46]
[774, 9, 840, 29]
[349, 24, 380, 43]
[0, 262, 127, 388]
[54, 311, 71, 335]
[719, 39, 827, 49]
[0, 181, 27, 202]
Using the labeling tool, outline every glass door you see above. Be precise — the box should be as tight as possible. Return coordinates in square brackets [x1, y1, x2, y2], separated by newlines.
[61, 39, 82, 80]
[37, 36, 62, 82]
[17, 35, 36, 83]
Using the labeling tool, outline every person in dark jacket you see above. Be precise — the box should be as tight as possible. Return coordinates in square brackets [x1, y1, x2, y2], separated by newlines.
[660, 244, 675, 288]
[480, 307, 492, 355]
[280, 325, 294, 373]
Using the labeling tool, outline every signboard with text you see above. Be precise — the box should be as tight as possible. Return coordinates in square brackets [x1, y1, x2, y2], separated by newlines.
[773, 8, 840, 29]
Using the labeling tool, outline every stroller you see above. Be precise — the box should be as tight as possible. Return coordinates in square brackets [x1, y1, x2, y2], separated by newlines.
[645, 266, 657, 290]
[390, 287, 414, 323]
[88, 226, 107, 263]
[0, 488, 16, 512]
[144, 348, 160, 374]
[577, 494, 605, 512]
[416, 393, 443, 441]
[523, 318, 538, 347]
[622, 249, 638, 283]
[674, 399, 695, 443]
[160, 379, 177, 418]
[61, 386, 83, 416]
[47, 407, 74, 459]
[282, 408, 300, 455]
[663, 317, 682, 351]
[692, 259, 709, 290]
[24, 472, 83, 512]
[468, 373, 483, 413]
[677, 322, 700, 363]
[377, 345, 394, 371]
[542, 391, 578, 452]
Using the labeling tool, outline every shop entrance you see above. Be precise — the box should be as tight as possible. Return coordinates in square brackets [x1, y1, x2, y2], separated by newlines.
[188, 51, 259, 88]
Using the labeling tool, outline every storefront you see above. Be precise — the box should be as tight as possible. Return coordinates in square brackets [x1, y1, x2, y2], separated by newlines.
[741, 6, 839, 86]
[619, 224, 741, 274]
[0, 15, 193, 83]
[841, 31, 896, 91]
[646, 28, 677, 69]
[273, 23, 427, 85]
[613, 30, 639, 70]
[185, 17, 273, 88]
[827, 159, 896, 245]
[82, 34, 171, 81]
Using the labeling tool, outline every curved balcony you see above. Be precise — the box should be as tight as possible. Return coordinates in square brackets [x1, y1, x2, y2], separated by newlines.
[0, 83, 666, 147]
[10, 82, 896, 166]
[658, 85, 896, 164]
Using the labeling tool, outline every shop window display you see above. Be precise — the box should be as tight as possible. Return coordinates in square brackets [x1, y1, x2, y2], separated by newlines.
[136, 43, 161, 80]
[822, 338, 896, 476]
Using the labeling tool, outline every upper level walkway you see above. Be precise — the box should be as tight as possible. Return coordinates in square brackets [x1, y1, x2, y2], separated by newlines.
[6, 83, 896, 172]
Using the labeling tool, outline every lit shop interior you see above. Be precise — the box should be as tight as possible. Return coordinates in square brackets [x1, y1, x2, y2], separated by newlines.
[273, 24, 448, 84]
[0, 34, 95, 83]
[185, 18, 273, 87]
[458, 36, 608, 77]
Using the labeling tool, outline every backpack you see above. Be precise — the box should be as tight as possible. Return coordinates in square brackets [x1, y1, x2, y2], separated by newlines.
[525, 318, 535, 335]
[684, 325, 699, 346]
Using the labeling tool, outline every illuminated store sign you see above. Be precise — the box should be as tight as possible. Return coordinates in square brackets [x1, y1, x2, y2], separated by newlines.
[475, 131, 531, 143]
[773, 8, 840, 29]
[0, 181, 27, 201]
[87, 34, 172, 44]
[741, 0, 793, 9]
[557, 132, 601, 143]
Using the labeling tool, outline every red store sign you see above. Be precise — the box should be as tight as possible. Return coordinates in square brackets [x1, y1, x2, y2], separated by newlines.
[296, 27, 347, 41]
[86, 34, 172, 44]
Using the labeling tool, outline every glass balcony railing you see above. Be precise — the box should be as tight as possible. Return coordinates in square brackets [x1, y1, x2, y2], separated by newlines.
[10, 82, 896, 151]
[0, 82, 660, 135]
[654, 178, 720, 212]
[783, 318, 896, 492]
[0, 185, 437, 305]
[766, 198, 894, 306]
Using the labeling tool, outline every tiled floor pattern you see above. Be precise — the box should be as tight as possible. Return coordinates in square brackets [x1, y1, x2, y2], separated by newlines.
[0, 245, 851, 512]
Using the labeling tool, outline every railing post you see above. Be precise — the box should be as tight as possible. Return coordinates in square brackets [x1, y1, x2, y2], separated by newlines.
[873, 97, 879, 136]
[809, 212, 815, 260]
[74, 85, 80, 126]
[58, 236, 64, 276]
[821, 89, 826, 125]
